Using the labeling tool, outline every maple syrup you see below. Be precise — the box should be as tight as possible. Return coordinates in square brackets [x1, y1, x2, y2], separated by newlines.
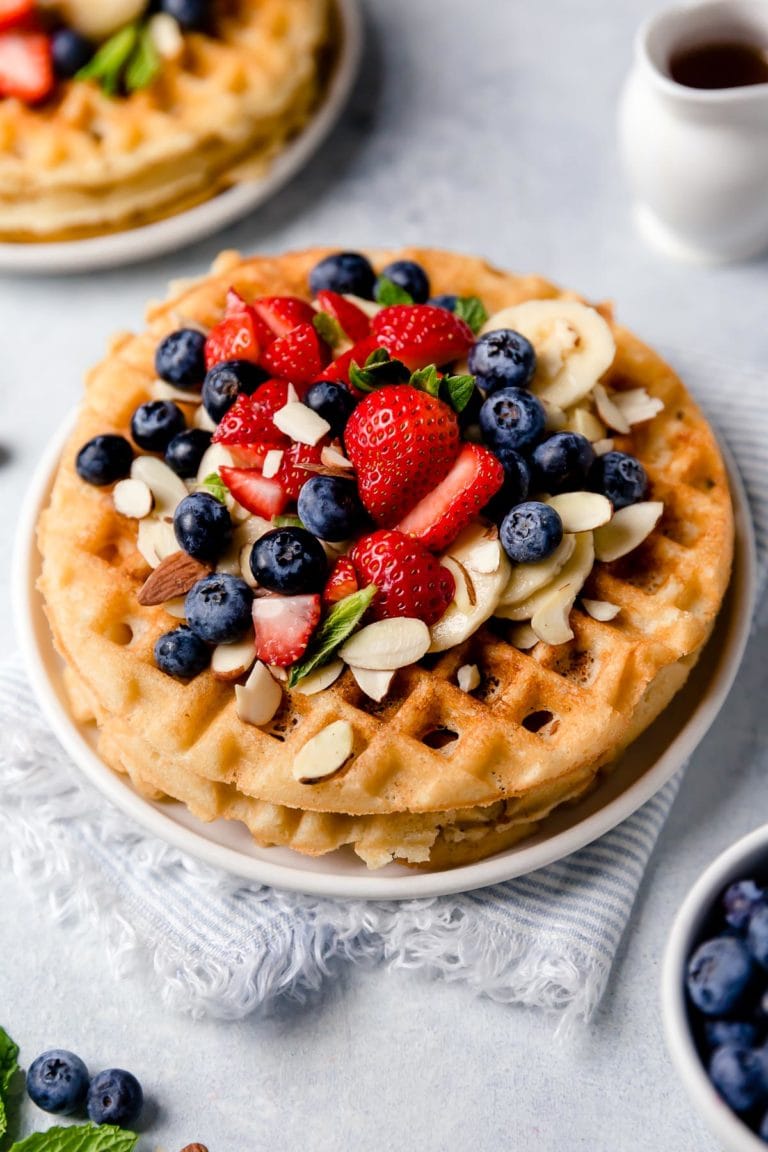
[669, 41, 768, 89]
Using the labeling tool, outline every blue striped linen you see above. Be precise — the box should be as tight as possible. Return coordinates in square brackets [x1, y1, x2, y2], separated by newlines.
[0, 351, 765, 1021]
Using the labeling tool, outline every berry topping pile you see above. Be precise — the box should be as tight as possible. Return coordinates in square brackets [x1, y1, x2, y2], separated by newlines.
[75, 250, 666, 745]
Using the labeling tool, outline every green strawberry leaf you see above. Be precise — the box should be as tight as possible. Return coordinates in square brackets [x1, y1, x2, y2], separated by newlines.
[452, 295, 488, 334]
[125, 21, 160, 92]
[272, 514, 304, 529]
[349, 348, 409, 393]
[287, 585, 376, 687]
[76, 24, 138, 96]
[441, 373, 476, 413]
[408, 365, 441, 397]
[0, 1026, 19, 1141]
[312, 311, 345, 349]
[9, 1123, 137, 1152]
[374, 277, 414, 306]
[200, 473, 228, 504]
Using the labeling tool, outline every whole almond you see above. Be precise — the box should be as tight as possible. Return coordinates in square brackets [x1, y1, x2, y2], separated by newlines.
[137, 550, 211, 606]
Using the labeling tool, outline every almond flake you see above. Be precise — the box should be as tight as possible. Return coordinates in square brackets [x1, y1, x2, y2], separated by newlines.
[349, 666, 395, 702]
[262, 449, 284, 479]
[321, 445, 354, 470]
[196, 443, 234, 485]
[194, 405, 218, 433]
[286, 382, 300, 404]
[211, 636, 256, 681]
[151, 379, 202, 405]
[235, 661, 283, 727]
[457, 663, 481, 692]
[594, 383, 631, 434]
[273, 402, 331, 446]
[594, 501, 664, 562]
[293, 659, 345, 695]
[541, 399, 567, 432]
[566, 406, 606, 442]
[113, 478, 153, 519]
[612, 388, 665, 426]
[582, 598, 621, 622]
[131, 456, 188, 517]
[163, 596, 187, 619]
[592, 437, 615, 457]
[148, 11, 183, 59]
[546, 491, 612, 533]
[292, 720, 355, 783]
[137, 551, 211, 606]
[508, 623, 539, 649]
[136, 517, 180, 568]
[466, 539, 502, 575]
[340, 618, 430, 670]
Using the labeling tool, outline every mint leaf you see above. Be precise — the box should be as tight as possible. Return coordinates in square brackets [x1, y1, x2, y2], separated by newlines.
[76, 24, 138, 96]
[272, 514, 304, 529]
[312, 311, 345, 349]
[125, 22, 160, 91]
[408, 365, 440, 398]
[200, 472, 227, 504]
[373, 277, 414, 306]
[349, 349, 409, 393]
[453, 295, 488, 334]
[0, 1025, 19, 1141]
[287, 585, 376, 687]
[9, 1124, 137, 1152]
[442, 373, 476, 413]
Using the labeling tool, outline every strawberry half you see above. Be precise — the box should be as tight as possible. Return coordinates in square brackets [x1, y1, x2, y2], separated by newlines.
[372, 305, 474, 371]
[318, 334, 381, 388]
[350, 530, 455, 625]
[205, 312, 262, 371]
[261, 322, 331, 383]
[0, 0, 35, 31]
[343, 384, 460, 526]
[225, 288, 274, 347]
[0, 29, 52, 103]
[219, 466, 288, 519]
[275, 441, 324, 500]
[315, 291, 371, 343]
[252, 593, 321, 666]
[252, 296, 316, 338]
[323, 557, 359, 605]
[397, 443, 505, 552]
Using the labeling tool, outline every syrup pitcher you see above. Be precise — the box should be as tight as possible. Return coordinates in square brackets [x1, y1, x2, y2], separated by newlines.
[619, 0, 768, 261]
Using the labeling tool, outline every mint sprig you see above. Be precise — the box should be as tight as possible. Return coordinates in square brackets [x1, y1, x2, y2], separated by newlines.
[348, 349, 477, 413]
[452, 295, 488, 334]
[441, 373, 476, 413]
[124, 22, 160, 92]
[349, 348, 409, 393]
[272, 514, 304, 529]
[288, 585, 376, 687]
[9, 1123, 138, 1151]
[312, 311, 345, 349]
[200, 473, 228, 504]
[77, 21, 160, 96]
[373, 277, 414, 306]
[0, 1025, 19, 1142]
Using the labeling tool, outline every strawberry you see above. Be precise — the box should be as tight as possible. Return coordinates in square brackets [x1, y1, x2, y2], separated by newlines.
[350, 530, 455, 626]
[323, 557, 359, 605]
[225, 288, 274, 347]
[0, 29, 52, 103]
[252, 296, 316, 338]
[315, 290, 371, 343]
[219, 466, 288, 519]
[252, 593, 321, 666]
[397, 443, 505, 552]
[205, 312, 261, 371]
[275, 441, 324, 500]
[212, 379, 294, 448]
[372, 305, 474, 371]
[343, 384, 460, 526]
[318, 334, 381, 387]
[261, 321, 331, 383]
[0, 0, 34, 31]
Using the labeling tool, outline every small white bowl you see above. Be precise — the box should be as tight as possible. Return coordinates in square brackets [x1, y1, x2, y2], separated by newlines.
[662, 825, 768, 1151]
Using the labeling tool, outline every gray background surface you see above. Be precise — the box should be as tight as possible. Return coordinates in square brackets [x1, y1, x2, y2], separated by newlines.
[2, 1, 767, 1148]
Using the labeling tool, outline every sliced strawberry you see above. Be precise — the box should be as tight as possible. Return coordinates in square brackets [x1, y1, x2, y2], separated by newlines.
[0, 29, 52, 103]
[253, 296, 316, 339]
[372, 305, 474, 371]
[0, 0, 35, 31]
[252, 593, 321, 666]
[276, 441, 324, 500]
[318, 334, 381, 387]
[315, 291, 371, 343]
[212, 379, 293, 448]
[225, 288, 274, 347]
[397, 444, 504, 552]
[323, 557, 359, 605]
[205, 313, 262, 371]
[220, 466, 289, 519]
[343, 384, 460, 526]
[350, 530, 455, 626]
[227, 444, 272, 469]
[261, 322, 331, 383]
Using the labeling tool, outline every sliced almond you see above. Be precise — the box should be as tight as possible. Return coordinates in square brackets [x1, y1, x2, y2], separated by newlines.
[235, 661, 283, 727]
[113, 478, 153, 519]
[531, 583, 577, 646]
[340, 618, 430, 670]
[273, 403, 330, 446]
[594, 501, 664, 562]
[196, 443, 234, 485]
[293, 659, 345, 696]
[441, 557, 476, 613]
[137, 551, 211, 606]
[292, 720, 355, 783]
[194, 405, 217, 433]
[268, 664, 288, 682]
[286, 382, 300, 404]
[465, 538, 502, 575]
[592, 437, 615, 457]
[546, 491, 612, 533]
[582, 598, 621, 622]
[612, 388, 664, 426]
[262, 449, 284, 479]
[150, 379, 202, 405]
[240, 544, 258, 587]
[508, 622, 539, 649]
[541, 399, 568, 432]
[496, 532, 594, 621]
[566, 405, 606, 442]
[136, 517, 180, 568]
[498, 534, 576, 608]
[148, 11, 184, 60]
[211, 636, 256, 681]
[457, 663, 481, 692]
[321, 445, 354, 470]
[131, 456, 188, 517]
[349, 666, 395, 702]
[594, 383, 631, 435]
[342, 294, 382, 318]
[163, 596, 187, 619]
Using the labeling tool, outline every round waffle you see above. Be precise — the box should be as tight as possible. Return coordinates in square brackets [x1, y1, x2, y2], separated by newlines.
[0, 0, 332, 241]
[37, 247, 734, 869]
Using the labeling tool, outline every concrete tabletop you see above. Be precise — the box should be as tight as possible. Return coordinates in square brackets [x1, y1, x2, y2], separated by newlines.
[2, 0, 767, 1148]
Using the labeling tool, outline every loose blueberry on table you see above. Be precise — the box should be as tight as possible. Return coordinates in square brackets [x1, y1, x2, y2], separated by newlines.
[74, 249, 663, 738]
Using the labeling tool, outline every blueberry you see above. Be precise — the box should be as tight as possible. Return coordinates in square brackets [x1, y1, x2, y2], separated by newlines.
[304, 381, 357, 437]
[297, 476, 367, 542]
[75, 435, 133, 486]
[309, 251, 376, 299]
[202, 359, 268, 423]
[479, 387, 546, 455]
[185, 574, 253, 644]
[26, 1050, 89, 1116]
[249, 528, 327, 594]
[173, 492, 232, 562]
[469, 329, 537, 394]
[159, 0, 210, 31]
[87, 1068, 143, 1128]
[749, 906, 768, 969]
[485, 447, 531, 521]
[154, 626, 210, 680]
[706, 1020, 761, 1050]
[500, 501, 564, 563]
[375, 259, 430, 304]
[590, 450, 648, 511]
[725, 880, 767, 932]
[760, 1108, 768, 1140]
[155, 328, 207, 388]
[428, 294, 459, 312]
[709, 1045, 768, 1114]
[164, 429, 213, 478]
[131, 400, 186, 453]
[532, 432, 596, 494]
[51, 28, 93, 78]
[687, 936, 754, 1016]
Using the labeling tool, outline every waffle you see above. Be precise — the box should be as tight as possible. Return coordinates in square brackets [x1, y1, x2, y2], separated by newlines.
[37, 248, 734, 869]
[0, 0, 333, 241]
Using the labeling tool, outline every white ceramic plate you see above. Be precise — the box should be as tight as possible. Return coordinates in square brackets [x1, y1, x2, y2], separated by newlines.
[14, 416, 757, 900]
[0, 0, 362, 275]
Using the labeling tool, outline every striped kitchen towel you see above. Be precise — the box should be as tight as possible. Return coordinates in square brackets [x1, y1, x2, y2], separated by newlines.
[0, 350, 766, 1024]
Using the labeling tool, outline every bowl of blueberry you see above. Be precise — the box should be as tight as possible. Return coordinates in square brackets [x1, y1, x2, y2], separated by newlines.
[662, 825, 768, 1149]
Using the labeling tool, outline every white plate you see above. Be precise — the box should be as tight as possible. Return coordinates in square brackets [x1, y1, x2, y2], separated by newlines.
[0, 0, 362, 275]
[14, 416, 757, 900]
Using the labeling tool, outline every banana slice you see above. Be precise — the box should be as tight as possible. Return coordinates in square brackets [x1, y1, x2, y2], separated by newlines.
[481, 300, 616, 409]
[497, 534, 575, 608]
[530, 533, 596, 644]
[429, 523, 511, 652]
[41, 0, 149, 40]
[495, 532, 595, 622]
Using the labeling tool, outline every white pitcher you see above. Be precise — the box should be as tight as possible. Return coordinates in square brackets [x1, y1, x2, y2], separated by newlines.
[619, 0, 768, 261]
